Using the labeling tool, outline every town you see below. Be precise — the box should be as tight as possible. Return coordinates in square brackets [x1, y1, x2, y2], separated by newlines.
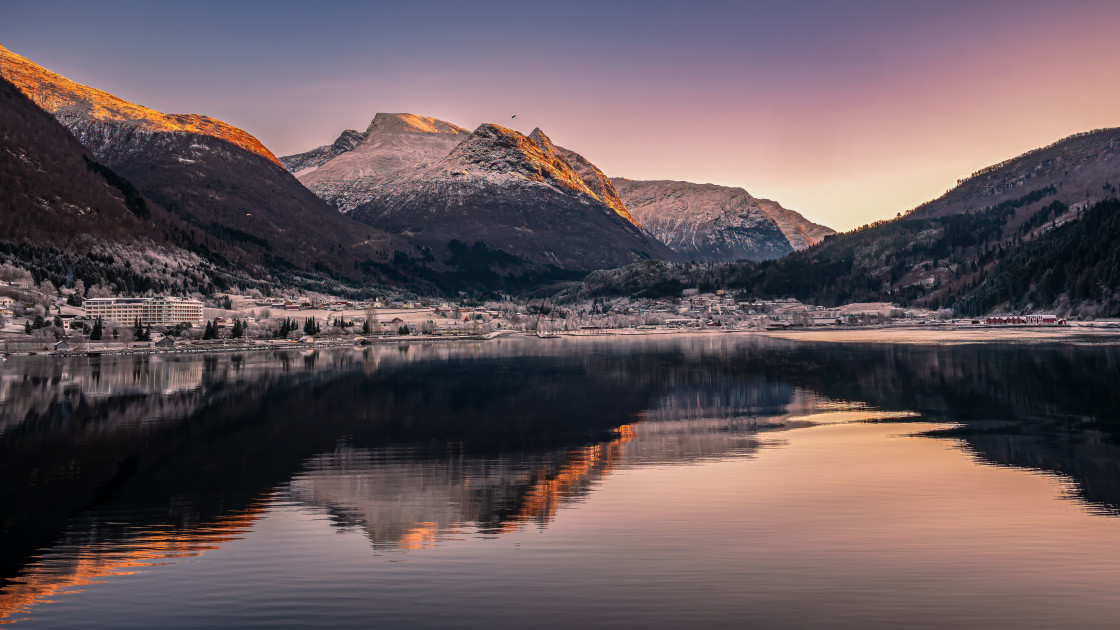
[0, 266, 1085, 356]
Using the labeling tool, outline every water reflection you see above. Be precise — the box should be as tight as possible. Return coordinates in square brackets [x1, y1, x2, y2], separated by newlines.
[2, 335, 1120, 624]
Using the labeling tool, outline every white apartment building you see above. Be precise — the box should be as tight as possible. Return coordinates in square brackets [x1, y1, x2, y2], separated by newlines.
[84, 297, 205, 327]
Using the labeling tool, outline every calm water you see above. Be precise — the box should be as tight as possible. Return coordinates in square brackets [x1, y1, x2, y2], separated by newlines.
[3, 334, 1120, 628]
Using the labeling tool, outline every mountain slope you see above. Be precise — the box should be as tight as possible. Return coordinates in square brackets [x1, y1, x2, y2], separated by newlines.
[0, 42, 403, 285]
[955, 198, 1120, 315]
[283, 113, 471, 213]
[910, 127, 1120, 219]
[0, 43, 278, 166]
[576, 127, 1120, 316]
[611, 178, 834, 261]
[0, 75, 266, 297]
[348, 123, 679, 271]
[526, 128, 639, 227]
[0, 75, 157, 242]
[279, 129, 365, 174]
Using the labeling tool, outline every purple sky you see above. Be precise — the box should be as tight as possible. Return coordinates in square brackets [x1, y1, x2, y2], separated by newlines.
[5, 0, 1120, 230]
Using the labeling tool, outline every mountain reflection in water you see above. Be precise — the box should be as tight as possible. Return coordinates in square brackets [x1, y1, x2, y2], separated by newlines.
[2, 335, 1120, 626]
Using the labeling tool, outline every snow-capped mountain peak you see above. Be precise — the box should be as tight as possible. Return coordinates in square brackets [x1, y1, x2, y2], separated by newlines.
[283, 112, 470, 212]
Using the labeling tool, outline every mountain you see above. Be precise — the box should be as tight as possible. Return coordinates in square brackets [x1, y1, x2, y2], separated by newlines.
[0, 42, 405, 288]
[0, 75, 157, 242]
[347, 123, 679, 271]
[282, 116, 828, 266]
[282, 113, 471, 212]
[0, 74, 259, 297]
[526, 128, 639, 226]
[279, 129, 365, 174]
[910, 127, 1120, 219]
[610, 179, 834, 262]
[575, 128, 1120, 316]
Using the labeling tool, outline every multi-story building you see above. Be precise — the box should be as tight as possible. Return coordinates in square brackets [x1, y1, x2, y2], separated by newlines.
[84, 297, 205, 327]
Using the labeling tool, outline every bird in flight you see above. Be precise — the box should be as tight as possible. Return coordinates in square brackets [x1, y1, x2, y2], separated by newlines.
[511, 114, 518, 119]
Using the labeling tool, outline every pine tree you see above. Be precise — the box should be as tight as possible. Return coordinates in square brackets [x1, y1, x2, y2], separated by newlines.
[231, 319, 244, 338]
[90, 317, 103, 341]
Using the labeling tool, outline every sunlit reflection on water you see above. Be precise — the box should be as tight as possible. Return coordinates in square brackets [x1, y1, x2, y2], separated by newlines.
[2, 335, 1120, 628]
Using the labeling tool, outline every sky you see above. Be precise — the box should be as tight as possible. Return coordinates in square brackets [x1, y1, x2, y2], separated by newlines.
[4, 0, 1120, 231]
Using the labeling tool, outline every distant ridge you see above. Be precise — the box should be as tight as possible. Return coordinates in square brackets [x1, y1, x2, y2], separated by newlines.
[611, 178, 834, 262]
[909, 127, 1120, 219]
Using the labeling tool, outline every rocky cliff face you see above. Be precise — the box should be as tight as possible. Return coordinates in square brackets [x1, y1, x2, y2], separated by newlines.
[527, 128, 639, 227]
[348, 123, 679, 271]
[279, 129, 366, 174]
[611, 178, 834, 262]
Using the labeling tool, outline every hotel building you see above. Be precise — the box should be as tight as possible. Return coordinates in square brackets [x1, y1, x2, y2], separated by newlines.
[84, 297, 205, 327]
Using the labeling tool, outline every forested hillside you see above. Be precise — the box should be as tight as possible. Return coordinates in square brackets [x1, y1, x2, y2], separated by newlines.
[571, 189, 1120, 317]
[956, 198, 1120, 316]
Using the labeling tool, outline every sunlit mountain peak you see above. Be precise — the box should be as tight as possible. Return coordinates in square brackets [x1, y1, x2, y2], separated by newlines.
[0, 42, 281, 166]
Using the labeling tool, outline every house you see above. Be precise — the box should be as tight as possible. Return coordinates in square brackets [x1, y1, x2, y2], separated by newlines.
[54, 340, 72, 352]
[155, 337, 177, 349]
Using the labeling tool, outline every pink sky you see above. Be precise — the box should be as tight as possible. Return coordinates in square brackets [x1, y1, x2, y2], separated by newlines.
[4, 1, 1120, 230]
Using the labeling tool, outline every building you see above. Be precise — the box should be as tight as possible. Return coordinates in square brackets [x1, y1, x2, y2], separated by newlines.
[84, 297, 204, 327]
[986, 314, 1062, 326]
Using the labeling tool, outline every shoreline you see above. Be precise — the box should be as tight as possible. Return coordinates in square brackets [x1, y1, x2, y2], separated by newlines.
[10, 330, 519, 359]
[7, 324, 1120, 359]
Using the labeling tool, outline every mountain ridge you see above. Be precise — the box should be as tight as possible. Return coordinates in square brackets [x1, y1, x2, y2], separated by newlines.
[0, 42, 280, 166]
[611, 178, 834, 261]
[287, 112, 471, 213]
[909, 127, 1120, 220]
[527, 128, 640, 227]
[0, 42, 420, 290]
[348, 122, 679, 271]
